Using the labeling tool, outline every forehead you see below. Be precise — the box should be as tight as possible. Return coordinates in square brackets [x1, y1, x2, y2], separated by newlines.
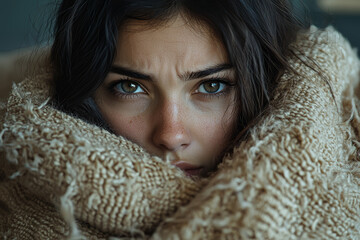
[115, 16, 228, 68]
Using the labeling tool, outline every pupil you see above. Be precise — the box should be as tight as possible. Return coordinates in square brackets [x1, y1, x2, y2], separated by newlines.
[204, 82, 219, 93]
[122, 81, 137, 93]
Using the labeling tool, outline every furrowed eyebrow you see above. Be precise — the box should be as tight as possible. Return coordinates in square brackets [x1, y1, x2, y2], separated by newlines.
[183, 63, 233, 80]
[110, 65, 152, 80]
[110, 63, 233, 81]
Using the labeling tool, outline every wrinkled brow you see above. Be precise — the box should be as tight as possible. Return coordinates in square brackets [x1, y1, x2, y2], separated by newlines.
[110, 63, 233, 81]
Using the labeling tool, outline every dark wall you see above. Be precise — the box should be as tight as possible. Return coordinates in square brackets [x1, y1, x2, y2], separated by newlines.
[0, 0, 56, 52]
[303, 0, 360, 48]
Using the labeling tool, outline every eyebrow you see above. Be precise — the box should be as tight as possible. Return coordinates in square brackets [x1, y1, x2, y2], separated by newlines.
[183, 63, 233, 80]
[110, 65, 151, 80]
[110, 63, 233, 81]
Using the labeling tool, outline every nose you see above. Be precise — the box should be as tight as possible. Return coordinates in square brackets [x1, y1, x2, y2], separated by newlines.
[151, 99, 191, 152]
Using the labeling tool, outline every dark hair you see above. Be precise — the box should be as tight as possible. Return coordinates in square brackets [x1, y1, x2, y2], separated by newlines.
[51, 0, 308, 139]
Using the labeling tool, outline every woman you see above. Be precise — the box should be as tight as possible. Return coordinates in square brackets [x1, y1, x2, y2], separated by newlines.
[1, 0, 360, 239]
[50, 0, 302, 178]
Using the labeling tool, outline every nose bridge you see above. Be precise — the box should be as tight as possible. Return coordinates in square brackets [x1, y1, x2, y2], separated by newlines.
[161, 98, 181, 126]
[152, 96, 190, 151]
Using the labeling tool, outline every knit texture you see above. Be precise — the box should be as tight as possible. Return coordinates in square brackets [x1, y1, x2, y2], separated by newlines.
[1, 26, 360, 239]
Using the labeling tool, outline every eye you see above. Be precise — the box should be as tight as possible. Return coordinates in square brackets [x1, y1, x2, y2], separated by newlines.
[197, 80, 226, 94]
[113, 80, 145, 94]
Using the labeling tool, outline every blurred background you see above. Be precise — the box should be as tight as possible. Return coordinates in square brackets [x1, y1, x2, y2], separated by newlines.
[0, 0, 56, 52]
[301, 0, 360, 49]
[0, 0, 360, 53]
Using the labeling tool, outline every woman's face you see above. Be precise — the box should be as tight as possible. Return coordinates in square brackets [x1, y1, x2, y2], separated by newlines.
[95, 16, 237, 177]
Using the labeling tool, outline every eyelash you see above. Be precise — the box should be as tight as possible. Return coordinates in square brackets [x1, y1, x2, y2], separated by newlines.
[107, 78, 235, 99]
[194, 78, 235, 99]
[107, 78, 147, 99]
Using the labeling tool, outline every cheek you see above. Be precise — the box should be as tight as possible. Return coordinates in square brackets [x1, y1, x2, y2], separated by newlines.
[101, 108, 149, 144]
[192, 108, 235, 149]
[192, 95, 236, 142]
[189, 112, 234, 171]
[95, 91, 151, 142]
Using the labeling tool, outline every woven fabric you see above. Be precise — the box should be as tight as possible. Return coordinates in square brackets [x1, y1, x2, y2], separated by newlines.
[1, 26, 360, 239]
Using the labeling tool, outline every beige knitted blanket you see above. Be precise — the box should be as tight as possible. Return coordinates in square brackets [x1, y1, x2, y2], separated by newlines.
[1, 26, 360, 239]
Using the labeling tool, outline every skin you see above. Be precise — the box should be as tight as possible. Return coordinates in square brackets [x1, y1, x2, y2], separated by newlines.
[94, 16, 237, 177]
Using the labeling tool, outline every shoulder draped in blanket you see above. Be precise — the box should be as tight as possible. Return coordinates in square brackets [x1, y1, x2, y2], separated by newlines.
[1, 26, 360, 239]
